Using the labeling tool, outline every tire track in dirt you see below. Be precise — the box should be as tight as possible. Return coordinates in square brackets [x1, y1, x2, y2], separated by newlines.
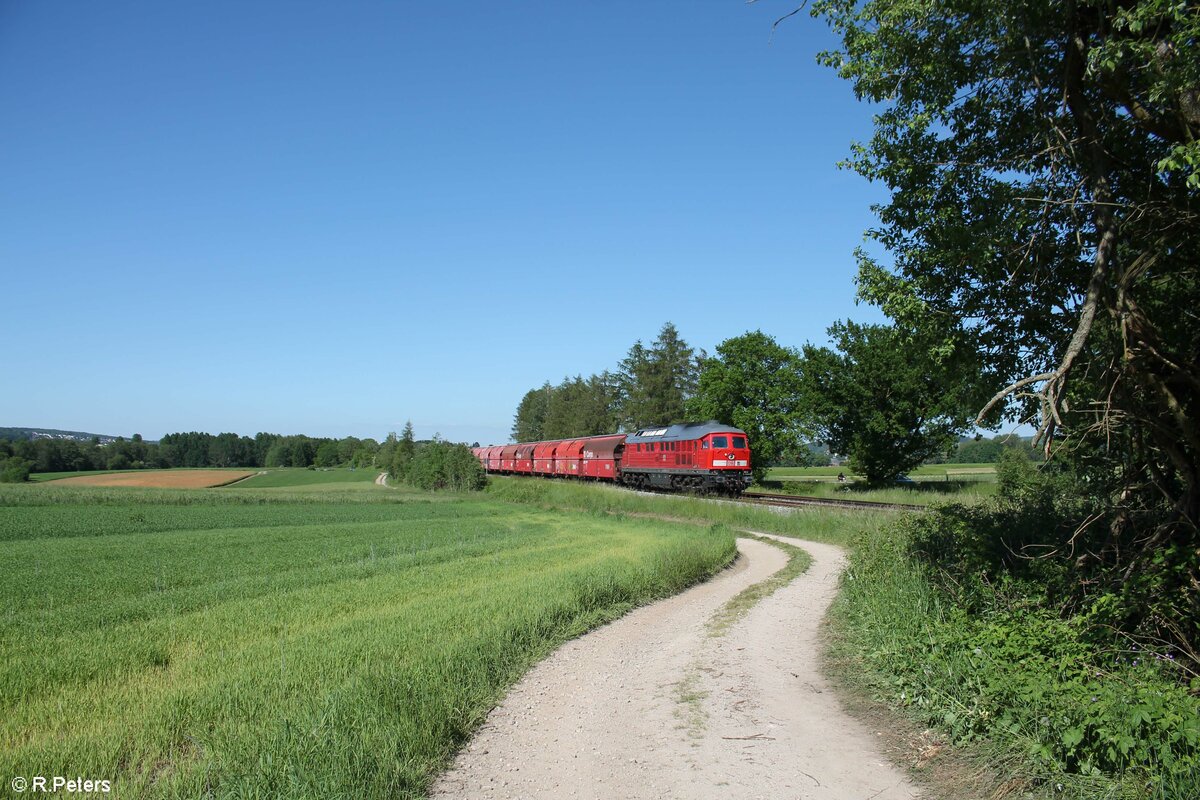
[431, 535, 918, 799]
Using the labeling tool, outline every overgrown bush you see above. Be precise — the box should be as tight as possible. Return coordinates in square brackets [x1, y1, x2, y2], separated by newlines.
[398, 441, 486, 492]
[833, 482, 1200, 797]
[0, 457, 31, 483]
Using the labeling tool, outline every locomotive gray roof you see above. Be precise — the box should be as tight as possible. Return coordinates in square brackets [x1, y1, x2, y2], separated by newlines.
[625, 421, 747, 444]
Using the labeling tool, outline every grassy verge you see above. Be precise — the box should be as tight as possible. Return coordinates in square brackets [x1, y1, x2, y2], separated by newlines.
[484, 475, 887, 546]
[768, 463, 997, 480]
[825, 513, 1200, 799]
[1, 484, 734, 799]
[754, 478, 998, 506]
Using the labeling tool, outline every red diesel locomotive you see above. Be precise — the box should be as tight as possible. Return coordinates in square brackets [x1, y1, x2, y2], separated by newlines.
[471, 421, 753, 493]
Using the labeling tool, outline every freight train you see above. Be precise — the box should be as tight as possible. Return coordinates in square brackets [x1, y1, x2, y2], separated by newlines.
[471, 421, 753, 493]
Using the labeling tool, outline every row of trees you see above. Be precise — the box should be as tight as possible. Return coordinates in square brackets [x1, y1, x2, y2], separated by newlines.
[0, 431, 389, 479]
[0, 421, 489, 494]
[937, 435, 1042, 465]
[510, 321, 999, 483]
[512, 323, 702, 443]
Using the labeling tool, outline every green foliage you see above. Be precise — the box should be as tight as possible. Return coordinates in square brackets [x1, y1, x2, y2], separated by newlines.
[949, 434, 1041, 464]
[313, 440, 340, 468]
[512, 383, 553, 442]
[813, 0, 1200, 657]
[0, 457, 32, 483]
[689, 330, 807, 482]
[617, 322, 702, 430]
[799, 321, 982, 484]
[390, 421, 416, 481]
[402, 440, 487, 492]
[832, 509, 1200, 797]
[542, 373, 619, 440]
[510, 322, 702, 442]
[512, 376, 621, 443]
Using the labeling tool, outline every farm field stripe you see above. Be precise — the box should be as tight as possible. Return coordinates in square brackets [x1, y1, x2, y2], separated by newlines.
[48, 470, 258, 488]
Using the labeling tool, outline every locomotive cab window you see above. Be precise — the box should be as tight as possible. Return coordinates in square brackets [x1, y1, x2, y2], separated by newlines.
[732, 436, 746, 449]
[701, 440, 709, 449]
[712, 436, 728, 448]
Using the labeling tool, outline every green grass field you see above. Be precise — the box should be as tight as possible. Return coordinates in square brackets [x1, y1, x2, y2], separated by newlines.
[0, 483, 735, 798]
[761, 463, 999, 505]
[755, 478, 999, 506]
[226, 468, 383, 489]
[483, 476, 887, 546]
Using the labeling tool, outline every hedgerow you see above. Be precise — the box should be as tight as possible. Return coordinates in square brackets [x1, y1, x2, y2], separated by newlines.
[832, 495, 1200, 798]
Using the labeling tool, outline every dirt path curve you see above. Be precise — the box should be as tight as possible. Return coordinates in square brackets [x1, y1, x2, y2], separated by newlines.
[431, 534, 919, 799]
[375, 471, 387, 486]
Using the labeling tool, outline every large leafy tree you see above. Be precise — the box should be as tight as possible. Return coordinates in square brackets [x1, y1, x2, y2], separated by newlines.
[689, 330, 807, 480]
[812, 0, 1199, 649]
[800, 322, 981, 484]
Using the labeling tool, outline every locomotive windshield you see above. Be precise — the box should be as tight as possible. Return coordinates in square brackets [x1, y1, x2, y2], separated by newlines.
[712, 436, 728, 448]
[732, 436, 746, 449]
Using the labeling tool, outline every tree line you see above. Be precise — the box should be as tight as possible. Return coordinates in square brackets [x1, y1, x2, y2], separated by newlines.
[511, 322, 701, 444]
[0, 430, 393, 482]
[509, 321, 1005, 484]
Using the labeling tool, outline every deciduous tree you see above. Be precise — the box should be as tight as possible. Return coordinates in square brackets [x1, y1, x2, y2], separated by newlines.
[800, 322, 981, 484]
[689, 331, 807, 481]
[813, 0, 1200, 653]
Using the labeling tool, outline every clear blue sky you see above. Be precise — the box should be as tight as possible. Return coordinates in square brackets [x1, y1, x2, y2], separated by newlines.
[1, 1, 891, 446]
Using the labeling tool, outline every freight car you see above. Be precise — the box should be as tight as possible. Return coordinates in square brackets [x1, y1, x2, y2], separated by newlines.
[472, 421, 753, 494]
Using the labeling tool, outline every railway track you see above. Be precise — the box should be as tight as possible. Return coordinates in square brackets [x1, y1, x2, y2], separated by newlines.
[740, 491, 925, 513]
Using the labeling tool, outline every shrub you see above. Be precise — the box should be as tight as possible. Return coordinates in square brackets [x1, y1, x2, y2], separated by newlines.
[400, 441, 486, 492]
[835, 497, 1200, 796]
[0, 457, 31, 483]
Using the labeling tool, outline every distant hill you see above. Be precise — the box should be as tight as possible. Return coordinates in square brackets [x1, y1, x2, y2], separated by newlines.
[0, 427, 123, 444]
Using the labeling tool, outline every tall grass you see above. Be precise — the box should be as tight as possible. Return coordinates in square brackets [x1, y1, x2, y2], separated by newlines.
[755, 478, 998, 506]
[826, 519, 1200, 799]
[1, 486, 734, 798]
[767, 463, 997, 479]
[484, 476, 887, 546]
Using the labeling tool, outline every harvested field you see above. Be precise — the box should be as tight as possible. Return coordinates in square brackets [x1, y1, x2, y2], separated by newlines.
[50, 469, 257, 488]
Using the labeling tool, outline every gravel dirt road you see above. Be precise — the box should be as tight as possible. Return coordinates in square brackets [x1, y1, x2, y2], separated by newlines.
[432, 534, 919, 799]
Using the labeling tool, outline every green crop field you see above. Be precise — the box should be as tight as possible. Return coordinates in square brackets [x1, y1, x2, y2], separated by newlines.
[0, 483, 735, 799]
[226, 468, 383, 489]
